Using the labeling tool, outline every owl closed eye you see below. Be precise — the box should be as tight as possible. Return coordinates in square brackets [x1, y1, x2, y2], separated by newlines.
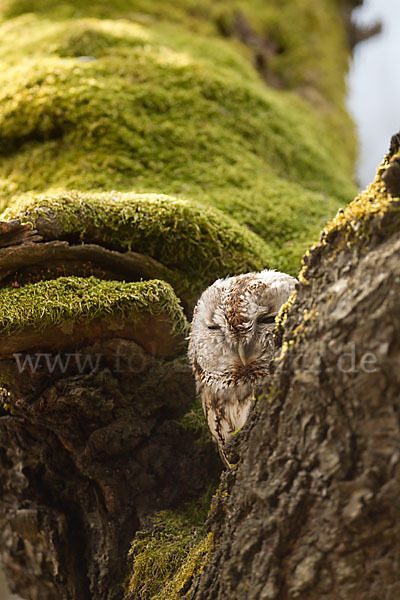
[188, 269, 297, 467]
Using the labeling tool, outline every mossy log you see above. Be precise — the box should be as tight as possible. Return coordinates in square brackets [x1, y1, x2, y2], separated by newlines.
[0, 220, 42, 248]
[0, 0, 377, 599]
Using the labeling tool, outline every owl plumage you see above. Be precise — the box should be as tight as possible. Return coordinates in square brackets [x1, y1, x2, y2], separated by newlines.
[188, 269, 297, 467]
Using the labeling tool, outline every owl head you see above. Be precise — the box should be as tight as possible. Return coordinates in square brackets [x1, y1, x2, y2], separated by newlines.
[188, 269, 297, 395]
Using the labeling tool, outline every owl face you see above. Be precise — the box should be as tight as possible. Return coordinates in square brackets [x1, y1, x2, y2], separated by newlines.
[188, 270, 297, 395]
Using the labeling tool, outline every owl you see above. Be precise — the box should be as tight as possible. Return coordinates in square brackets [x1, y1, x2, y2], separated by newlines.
[188, 269, 297, 467]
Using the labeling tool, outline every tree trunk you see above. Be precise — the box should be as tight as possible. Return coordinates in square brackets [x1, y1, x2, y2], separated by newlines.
[190, 139, 400, 600]
[0, 320, 220, 600]
[0, 0, 384, 598]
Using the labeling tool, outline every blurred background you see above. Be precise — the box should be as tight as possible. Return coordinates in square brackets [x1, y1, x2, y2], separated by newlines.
[0, 1, 398, 598]
[348, 0, 400, 189]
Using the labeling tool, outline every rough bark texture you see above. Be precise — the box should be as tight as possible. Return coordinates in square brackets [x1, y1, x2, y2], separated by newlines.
[0, 221, 220, 599]
[190, 141, 400, 600]
[0, 0, 385, 598]
[0, 336, 220, 600]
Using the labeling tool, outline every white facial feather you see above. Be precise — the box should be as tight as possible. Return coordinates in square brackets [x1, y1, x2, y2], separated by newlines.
[188, 269, 297, 466]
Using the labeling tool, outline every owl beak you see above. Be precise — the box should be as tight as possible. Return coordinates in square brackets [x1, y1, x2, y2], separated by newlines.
[238, 343, 247, 366]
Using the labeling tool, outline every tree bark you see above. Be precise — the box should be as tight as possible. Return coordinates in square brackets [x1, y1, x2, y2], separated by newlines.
[190, 141, 400, 600]
[0, 1, 385, 598]
[0, 335, 220, 600]
[0, 221, 221, 599]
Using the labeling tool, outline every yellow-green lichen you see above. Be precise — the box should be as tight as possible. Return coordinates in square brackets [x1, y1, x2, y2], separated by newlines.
[0, 276, 188, 336]
[298, 150, 400, 283]
[0, 368, 11, 386]
[0, 387, 13, 415]
[270, 151, 400, 386]
[329, 161, 396, 232]
[275, 288, 298, 332]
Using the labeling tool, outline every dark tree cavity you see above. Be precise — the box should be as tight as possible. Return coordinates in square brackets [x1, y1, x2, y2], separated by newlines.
[0, 226, 220, 599]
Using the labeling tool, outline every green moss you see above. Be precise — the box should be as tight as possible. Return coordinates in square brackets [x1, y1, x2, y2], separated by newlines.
[126, 491, 214, 600]
[0, 0, 352, 107]
[0, 8, 356, 277]
[1, 190, 272, 291]
[0, 276, 188, 336]
[178, 395, 210, 445]
[0, 4, 359, 595]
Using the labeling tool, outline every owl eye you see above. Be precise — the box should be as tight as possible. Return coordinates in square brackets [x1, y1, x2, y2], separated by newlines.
[207, 324, 220, 330]
[257, 314, 276, 325]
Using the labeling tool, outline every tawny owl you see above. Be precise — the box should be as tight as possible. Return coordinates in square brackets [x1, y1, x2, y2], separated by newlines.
[188, 269, 297, 467]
